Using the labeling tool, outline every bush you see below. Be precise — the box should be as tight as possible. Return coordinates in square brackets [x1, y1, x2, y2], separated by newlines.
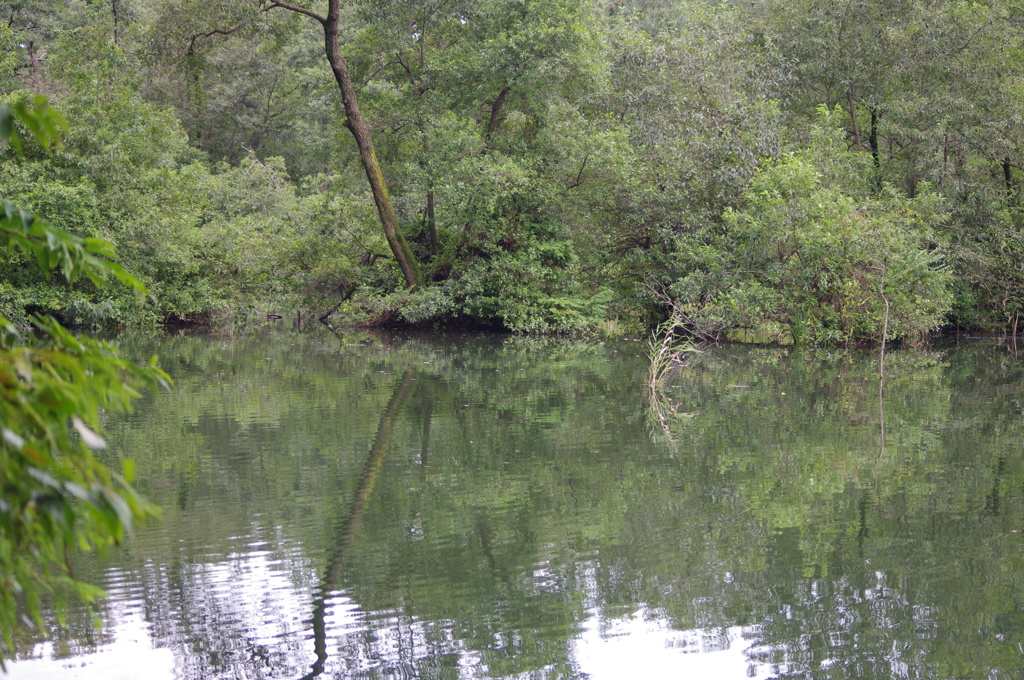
[669, 116, 952, 344]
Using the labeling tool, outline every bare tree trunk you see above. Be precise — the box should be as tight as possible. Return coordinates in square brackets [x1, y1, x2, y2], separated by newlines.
[111, 0, 120, 43]
[869, 106, 881, 190]
[940, 134, 948, 189]
[27, 41, 41, 91]
[1004, 157, 1014, 205]
[425, 181, 438, 252]
[486, 87, 510, 140]
[846, 88, 861, 151]
[416, 119, 438, 255]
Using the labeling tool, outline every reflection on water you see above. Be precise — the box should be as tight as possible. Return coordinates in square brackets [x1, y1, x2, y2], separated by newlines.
[5, 331, 1024, 679]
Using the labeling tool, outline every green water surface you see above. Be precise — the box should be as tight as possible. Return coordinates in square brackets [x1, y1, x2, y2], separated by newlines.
[5, 331, 1024, 679]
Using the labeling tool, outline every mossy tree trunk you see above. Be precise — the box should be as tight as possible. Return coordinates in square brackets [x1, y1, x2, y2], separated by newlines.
[267, 0, 423, 290]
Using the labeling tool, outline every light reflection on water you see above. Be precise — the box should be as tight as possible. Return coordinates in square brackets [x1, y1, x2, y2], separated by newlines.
[8, 561, 771, 680]
[5, 331, 1024, 679]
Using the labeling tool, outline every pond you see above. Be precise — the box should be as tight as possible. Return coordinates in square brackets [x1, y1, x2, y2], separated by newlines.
[4, 330, 1024, 679]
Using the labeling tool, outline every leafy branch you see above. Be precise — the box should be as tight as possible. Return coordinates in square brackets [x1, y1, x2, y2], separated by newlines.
[0, 96, 169, 667]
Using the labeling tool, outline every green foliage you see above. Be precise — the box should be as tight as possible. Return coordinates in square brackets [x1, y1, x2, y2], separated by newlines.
[0, 95, 68, 156]
[0, 317, 165, 657]
[2, 0, 1023, 339]
[669, 116, 952, 344]
[0, 97, 168, 667]
[140, 0, 332, 174]
[400, 247, 614, 332]
[0, 71, 348, 325]
[760, 0, 1024, 332]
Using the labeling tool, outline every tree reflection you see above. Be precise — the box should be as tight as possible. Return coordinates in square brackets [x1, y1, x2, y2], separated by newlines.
[302, 369, 416, 679]
[11, 334, 1024, 679]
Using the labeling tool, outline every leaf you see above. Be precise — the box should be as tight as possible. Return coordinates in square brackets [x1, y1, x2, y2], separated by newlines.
[21, 445, 47, 465]
[0, 108, 12, 146]
[2, 429, 25, 449]
[26, 467, 60, 490]
[105, 261, 149, 296]
[72, 417, 107, 450]
[122, 459, 136, 483]
[97, 489, 132, 539]
[63, 483, 91, 502]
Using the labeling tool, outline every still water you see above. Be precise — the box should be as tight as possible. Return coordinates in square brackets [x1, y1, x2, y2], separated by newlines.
[5, 330, 1024, 679]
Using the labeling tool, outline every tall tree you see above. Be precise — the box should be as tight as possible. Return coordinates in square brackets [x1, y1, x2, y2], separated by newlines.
[352, 0, 472, 259]
[181, 0, 423, 290]
[258, 0, 421, 289]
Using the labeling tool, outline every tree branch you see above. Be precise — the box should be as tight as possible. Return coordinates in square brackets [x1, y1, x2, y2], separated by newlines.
[947, 23, 987, 57]
[566, 155, 588, 190]
[187, 2, 326, 56]
[486, 87, 510, 139]
[187, 20, 250, 55]
[263, 0, 326, 24]
[397, 52, 415, 88]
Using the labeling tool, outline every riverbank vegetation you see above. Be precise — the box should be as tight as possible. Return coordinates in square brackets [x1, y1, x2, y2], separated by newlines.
[2, 0, 1023, 344]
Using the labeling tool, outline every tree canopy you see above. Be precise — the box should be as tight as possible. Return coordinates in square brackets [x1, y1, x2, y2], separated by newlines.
[2, 0, 1023, 341]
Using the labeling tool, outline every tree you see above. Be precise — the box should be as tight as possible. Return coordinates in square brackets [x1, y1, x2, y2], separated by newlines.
[667, 113, 952, 345]
[0, 96, 168, 667]
[760, 0, 1024, 332]
[334, 0, 620, 330]
[172, 0, 422, 290]
[258, 0, 422, 290]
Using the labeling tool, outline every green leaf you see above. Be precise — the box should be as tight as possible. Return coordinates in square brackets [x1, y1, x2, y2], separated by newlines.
[72, 418, 107, 450]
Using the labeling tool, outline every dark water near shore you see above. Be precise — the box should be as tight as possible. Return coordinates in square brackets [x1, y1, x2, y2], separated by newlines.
[6, 331, 1024, 679]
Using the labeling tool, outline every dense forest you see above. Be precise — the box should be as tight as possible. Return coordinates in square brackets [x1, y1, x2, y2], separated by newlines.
[2, 0, 1023, 343]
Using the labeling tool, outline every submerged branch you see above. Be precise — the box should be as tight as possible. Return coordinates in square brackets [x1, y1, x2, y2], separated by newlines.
[645, 289, 702, 449]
